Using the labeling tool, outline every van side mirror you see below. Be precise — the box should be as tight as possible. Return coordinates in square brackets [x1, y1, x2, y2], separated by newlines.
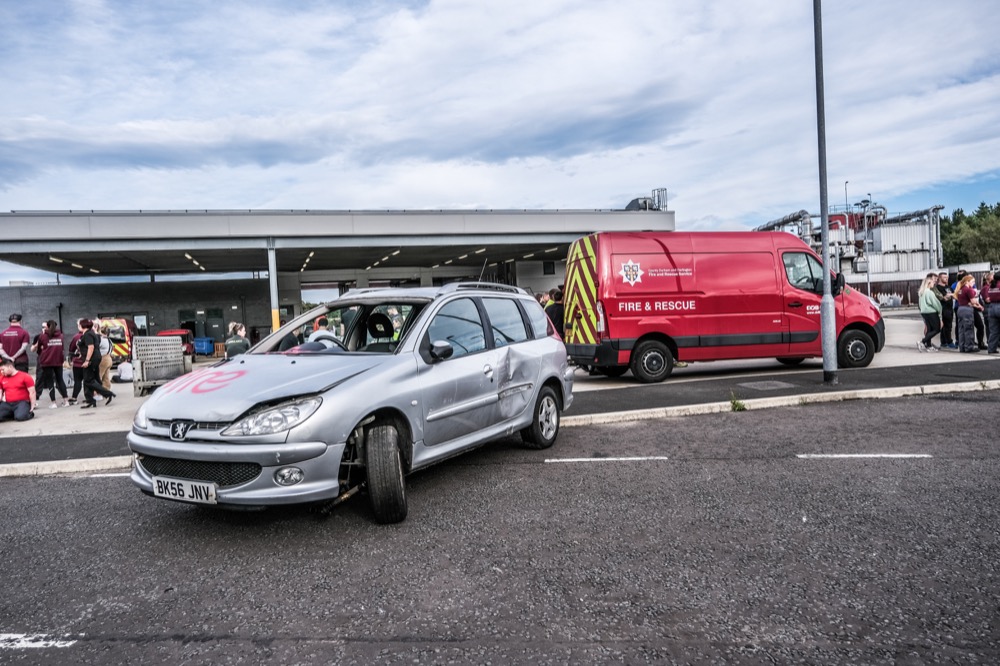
[832, 272, 845, 296]
[429, 340, 454, 362]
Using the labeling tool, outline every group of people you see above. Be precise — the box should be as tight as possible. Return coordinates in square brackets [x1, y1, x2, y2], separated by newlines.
[0, 314, 118, 422]
[918, 270, 1000, 354]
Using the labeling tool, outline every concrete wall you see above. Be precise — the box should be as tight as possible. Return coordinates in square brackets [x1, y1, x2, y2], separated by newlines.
[0, 278, 272, 348]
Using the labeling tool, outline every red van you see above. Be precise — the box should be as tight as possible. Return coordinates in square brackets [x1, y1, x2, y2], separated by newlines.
[563, 231, 885, 382]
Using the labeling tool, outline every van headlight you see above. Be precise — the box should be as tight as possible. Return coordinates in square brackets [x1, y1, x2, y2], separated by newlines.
[867, 296, 881, 310]
[222, 397, 322, 436]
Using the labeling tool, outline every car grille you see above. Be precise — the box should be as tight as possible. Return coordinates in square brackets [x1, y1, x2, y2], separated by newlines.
[149, 419, 228, 432]
[138, 455, 261, 488]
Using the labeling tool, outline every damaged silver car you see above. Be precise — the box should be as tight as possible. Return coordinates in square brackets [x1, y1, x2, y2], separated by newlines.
[127, 282, 574, 523]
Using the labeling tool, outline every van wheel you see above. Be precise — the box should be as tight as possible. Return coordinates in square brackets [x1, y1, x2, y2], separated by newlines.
[365, 423, 407, 524]
[776, 357, 806, 366]
[597, 365, 629, 378]
[630, 341, 673, 383]
[837, 330, 875, 368]
[521, 386, 560, 449]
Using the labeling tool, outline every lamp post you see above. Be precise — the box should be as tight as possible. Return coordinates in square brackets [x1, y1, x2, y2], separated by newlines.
[844, 181, 849, 213]
[813, 0, 837, 385]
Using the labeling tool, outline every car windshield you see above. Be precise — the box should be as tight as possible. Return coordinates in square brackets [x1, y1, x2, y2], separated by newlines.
[254, 300, 428, 355]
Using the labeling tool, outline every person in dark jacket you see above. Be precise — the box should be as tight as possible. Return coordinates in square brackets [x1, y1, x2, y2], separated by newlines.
[38, 320, 70, 408]
[935, 272, 955, 348]
[544, 289, 565, 338]
[77, 318, 114, 408]
[225, 322, 251, 359]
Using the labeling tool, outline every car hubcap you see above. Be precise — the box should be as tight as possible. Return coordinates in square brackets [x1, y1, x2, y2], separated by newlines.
[642, 351, 665, 374]
[539, 396, 558, 440]
[848, 340, 867, 361]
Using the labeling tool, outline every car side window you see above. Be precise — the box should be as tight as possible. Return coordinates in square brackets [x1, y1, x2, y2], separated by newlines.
[782, 252, 823, 293]
[426, 298, 486, 359]
[482, 298, 529, 347]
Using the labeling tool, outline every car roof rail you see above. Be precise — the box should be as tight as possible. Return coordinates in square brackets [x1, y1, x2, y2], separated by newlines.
[338, 287, 389, 299]
[438, 282, 527, 295]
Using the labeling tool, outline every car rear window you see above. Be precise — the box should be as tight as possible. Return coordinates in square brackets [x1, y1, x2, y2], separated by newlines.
[523, 299, 549, 338]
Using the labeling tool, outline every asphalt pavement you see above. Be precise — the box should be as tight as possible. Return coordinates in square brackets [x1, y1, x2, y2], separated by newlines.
[2, 309, 998, 475]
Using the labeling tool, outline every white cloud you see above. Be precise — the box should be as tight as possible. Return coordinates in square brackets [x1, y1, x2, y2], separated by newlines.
[0, 0, 998, 239]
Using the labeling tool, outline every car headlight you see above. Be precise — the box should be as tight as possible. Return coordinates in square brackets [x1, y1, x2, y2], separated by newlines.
[133, 402, 149, 431]
[867, 296, 881, 310]
[222, 397, 322, 436]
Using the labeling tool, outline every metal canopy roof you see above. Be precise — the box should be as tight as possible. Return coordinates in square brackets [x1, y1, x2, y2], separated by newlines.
[0, 208, 675, 279]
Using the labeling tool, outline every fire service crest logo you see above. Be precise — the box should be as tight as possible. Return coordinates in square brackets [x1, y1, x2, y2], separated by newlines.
[619, 259, 644, 286]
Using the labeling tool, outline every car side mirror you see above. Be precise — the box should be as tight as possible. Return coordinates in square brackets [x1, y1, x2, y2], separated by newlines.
[429, 340, 454, 362]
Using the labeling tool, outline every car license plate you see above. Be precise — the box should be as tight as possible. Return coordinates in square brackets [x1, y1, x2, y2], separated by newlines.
[152, 476, 217, 504]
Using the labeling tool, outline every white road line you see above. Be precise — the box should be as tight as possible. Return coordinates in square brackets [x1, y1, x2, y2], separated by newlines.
[0, 634, 77, 649]
[89, 473, 131, 478]
[797, 453, 932, 459]
[544, 456, 670, 463]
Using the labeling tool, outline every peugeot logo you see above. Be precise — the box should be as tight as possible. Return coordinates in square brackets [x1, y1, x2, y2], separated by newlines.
[170, 420, 195, 441]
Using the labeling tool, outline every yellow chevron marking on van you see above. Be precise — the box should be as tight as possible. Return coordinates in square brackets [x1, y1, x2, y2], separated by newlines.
[565, 235, 598, 345]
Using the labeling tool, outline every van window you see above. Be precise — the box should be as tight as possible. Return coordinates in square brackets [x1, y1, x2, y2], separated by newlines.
[426, 298, 486, 359]
[782, 252, 824, 293]
[482, 298, 529, 347]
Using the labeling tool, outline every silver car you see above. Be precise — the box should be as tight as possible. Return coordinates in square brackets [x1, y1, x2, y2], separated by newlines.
[128, 282, 574, 523]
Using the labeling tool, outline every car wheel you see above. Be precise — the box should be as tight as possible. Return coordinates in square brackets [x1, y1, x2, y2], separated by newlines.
[597, 365, 629, 378]
[837, 329, 875, 368]
[776, 357, 806, 366]
[365, 423, 407, 524]
[630, 340, 673, 383]
[521, 386, 560, 449]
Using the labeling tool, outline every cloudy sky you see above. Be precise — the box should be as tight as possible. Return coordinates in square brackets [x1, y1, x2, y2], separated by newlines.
[2, 0, 999, 283]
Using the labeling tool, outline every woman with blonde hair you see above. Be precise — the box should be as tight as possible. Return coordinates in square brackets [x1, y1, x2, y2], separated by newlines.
[954, 274, 983, 353]
[917, 273, 942, 352]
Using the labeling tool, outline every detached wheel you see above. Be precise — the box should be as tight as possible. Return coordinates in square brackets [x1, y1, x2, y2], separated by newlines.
[837, 329, 875, 368]
[776, 357, 806, 366]
[597, 365, 629, 378]
[521, 386, 560, 449]
[366, 423, 407, 524]
[630, 340, 673, 383]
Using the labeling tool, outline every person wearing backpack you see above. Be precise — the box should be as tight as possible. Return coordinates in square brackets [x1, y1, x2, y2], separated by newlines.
[77, 318, 114, 408]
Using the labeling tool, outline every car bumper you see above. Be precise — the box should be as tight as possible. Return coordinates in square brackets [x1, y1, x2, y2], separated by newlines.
[127, 431, 346, 507]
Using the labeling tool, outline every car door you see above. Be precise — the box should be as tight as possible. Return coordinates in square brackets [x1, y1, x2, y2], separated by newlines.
[419, 297, 500, 448]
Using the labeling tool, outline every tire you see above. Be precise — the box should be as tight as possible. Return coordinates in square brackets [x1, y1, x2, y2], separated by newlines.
[776, 357, 806, 366]
[629, 340, 673, 383]
[596, 365, 629, 378]
[365, 423, 407, 524]
[521, 386, 561, 449]
[837, 329, 875, 368]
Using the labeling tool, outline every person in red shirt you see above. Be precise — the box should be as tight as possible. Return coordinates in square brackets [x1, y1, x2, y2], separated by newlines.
[0, 357, 37, 421]
[0, 313, 31, 373]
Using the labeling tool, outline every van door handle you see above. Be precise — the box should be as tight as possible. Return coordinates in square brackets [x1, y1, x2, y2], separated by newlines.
[788, 302, 803, 308]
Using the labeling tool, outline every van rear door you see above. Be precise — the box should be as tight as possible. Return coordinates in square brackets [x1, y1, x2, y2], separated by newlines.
[563, 235, 600, 355]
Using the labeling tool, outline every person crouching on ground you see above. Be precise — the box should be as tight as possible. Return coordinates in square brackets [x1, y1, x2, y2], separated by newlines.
[0, 357, 37, 421]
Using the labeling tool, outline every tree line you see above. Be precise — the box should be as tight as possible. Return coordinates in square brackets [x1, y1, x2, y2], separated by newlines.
[940, 202, 1000, 267]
